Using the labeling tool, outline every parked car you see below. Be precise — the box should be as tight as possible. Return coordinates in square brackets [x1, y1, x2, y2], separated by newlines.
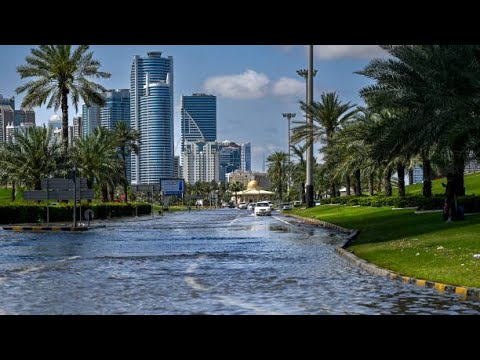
[247, 203, 255, 210]
[254, 202, 272, 216]
[238, 202, 247, 209]
[281, 203, 293, 210]
[293, 201, 301, 207]
[315, 200, 321, 206]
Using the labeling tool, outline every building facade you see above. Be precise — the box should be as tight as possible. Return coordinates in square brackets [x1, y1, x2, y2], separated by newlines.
[14, 109, 35, 127]
[130, 52, 174, 185]
[82, 104, 101, 137]
[218, 141, 241, 182]
[101, 89, 130, 130]
[240, 142, 251, 171]
[182, 140, 219, 183]
[0, 105, 14, 144]
[181, 94, 216, 148]
[0, 95, 14, 110]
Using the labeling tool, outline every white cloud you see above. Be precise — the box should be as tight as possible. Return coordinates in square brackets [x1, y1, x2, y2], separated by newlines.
[272, 77, 305, 97]
[313, 45, 386, 60]
[203, 70, 270, 100]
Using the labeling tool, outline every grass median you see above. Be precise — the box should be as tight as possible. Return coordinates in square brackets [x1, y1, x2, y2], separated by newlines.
[291, 205, 480, 288]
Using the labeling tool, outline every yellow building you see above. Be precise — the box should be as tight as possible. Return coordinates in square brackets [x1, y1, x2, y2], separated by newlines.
[235, 180, 275, 204]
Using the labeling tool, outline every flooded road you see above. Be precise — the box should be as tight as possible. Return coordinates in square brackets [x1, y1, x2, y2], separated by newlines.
[0, 209, 479, 314]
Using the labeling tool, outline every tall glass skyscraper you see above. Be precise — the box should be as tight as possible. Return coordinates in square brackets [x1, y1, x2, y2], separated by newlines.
[240, 142, 251, 171]
[101, 89, 130, 130]
[130, 52, 174, 185]
[82, 103, 101, 137]
[181, 93, 216, 147]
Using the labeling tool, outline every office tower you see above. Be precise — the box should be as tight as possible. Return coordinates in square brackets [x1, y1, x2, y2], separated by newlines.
[82, 103, 101, 137]
[0, 105, 14, 144]
[131, 51, 174, 185]
[14, 109, 35, 126]
[240, 142, 251, 171]
[101, 89, 130, 130]
[0, 95, 14, 110]
[181, 93, 216, 147]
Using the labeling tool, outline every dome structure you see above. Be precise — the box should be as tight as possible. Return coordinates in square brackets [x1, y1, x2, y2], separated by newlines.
[247, 180, 259, 190]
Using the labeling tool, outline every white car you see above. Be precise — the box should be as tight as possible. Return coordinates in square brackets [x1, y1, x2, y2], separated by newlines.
[281, 203, 293, 210]
[247, 203, 255, 210]
[238, 202, 247, 209]
[254, 202, 272, 216]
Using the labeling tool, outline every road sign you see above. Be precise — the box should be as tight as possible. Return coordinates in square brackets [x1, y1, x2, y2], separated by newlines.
[41, 178, 88, 190]
[161, 179, 184, 195]
[24, 189, 95, 201]
[131, 184, 160, 192]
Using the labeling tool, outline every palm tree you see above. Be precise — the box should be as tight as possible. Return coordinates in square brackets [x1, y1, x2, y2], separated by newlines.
[267, 151, 288, 203]
[16, 45, 111, 151]
[291, 92, 358, 197]
[0, 127, 61, 193]
[114, 121, 140, 202]
[70, 127, 119, 202]
[229, 181, 243, 205]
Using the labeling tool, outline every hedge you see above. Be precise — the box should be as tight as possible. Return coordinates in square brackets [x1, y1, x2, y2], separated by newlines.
[0, 203, 152, 224]
[319, 194, 480, 212]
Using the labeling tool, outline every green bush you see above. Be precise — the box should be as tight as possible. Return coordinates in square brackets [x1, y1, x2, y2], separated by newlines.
[0, 202, 152, 224]
[318, 194, 480, 212]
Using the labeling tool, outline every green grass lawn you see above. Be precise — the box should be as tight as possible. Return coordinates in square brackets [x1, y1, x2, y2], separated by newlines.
[292, 205, 480, 288]
[394, 171, 480, 196]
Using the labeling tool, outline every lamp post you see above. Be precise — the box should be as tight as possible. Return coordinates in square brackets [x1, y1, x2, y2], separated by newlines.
[282, 112, 296, 196]
[306, 45, 315, 207]
[297, 66, 317, 207]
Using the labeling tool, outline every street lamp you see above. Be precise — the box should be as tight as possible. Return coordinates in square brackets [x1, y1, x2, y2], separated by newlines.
[282, 112, 296, 195]
[297, 67, 317, 207]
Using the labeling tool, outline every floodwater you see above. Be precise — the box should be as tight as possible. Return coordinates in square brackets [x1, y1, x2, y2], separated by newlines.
[0, 209, 479, 314]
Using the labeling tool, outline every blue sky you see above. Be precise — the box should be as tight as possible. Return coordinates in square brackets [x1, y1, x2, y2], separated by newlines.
[0, 45, 385, 171]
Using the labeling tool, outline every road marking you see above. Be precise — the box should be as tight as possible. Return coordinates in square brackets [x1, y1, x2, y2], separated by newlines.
[272, 216, 292, 226]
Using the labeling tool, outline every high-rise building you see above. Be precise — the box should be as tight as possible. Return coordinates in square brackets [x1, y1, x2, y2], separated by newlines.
[14, 109, 35, 126]
[181, 94, 216, 147]
[72, 116, 83, 140]
[82, 104, 101, 137]
[0, 95, 14, 110]
[101, 89, 130, 130]
[218, 141, 241, 182]
[174, 156, 182, 179]
[182, 140, 219, 184]
[130, 51, 174, 185]
[0, 105, 14, 144]
[240, 142, 251, 171]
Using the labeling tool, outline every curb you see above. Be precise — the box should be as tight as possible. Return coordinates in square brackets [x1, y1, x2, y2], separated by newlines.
[2, 226, 89, 232]
[284, 213, 480, 302]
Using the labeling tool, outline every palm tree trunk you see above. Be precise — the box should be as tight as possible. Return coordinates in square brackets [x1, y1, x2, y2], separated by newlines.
[279, 167, 283, 203]
[11, 181, 16, 202]
[330, 181, 337, 198]
[384, 169, 393, 196]
[408, 168, 414, 186]
[397, 163, 406, 197]
[61, 88, 69, 152]
[101, 185, 108, 202]
[422, 157, 432, 198]
[452, 139, 466, 196]
[346, 176, 351, 196]
[109, 187, 115, 202]
[369, 173, 374, 196]
[354, 169, 362, 196]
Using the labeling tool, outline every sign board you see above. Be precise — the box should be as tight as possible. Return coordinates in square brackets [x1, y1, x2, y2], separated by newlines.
[41, 178, 88, 190]
[24, 189, 95, 201]
[131, 184, 160, 192]
[161, 179, 184, 195]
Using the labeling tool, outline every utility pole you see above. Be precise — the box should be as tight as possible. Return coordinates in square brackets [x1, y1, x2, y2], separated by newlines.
[282, 112, 296, 196]
[305, 45, 315, 208]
